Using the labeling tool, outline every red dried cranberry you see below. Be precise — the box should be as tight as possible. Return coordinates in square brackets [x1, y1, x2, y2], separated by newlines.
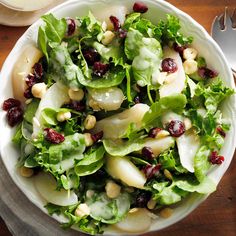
[142, 146, 155, 160]
[117, 28, 127, 39]
[173, 43, 187, 57]
[142, 164, 161, 179]
[68, 101, 85, 112]
[133, 2, 148, 13]
[33, 63, 43, 79]
[167, 120, 185, 137]
[6, 106, 23, 127]
[2, 98, 21, 111]
[135, 191, 152, 208]
[109, 16, 121, 31]
[82, 48, 100, 66]
[161, 58, 178, 73]
[209, 151, 224, 165]
[91, 131, 103, 143]
[25, 74, 37, 88]
[198, 67, 218, 79]
[93, 62, 109, 77]
[148, 127, 163, 138]
[44, 128, 65, 144]
[134, 96, 140, 104]
[66, 18, 76, 36]
[216, 126, 226, 138]
[24, 87, 33, 99]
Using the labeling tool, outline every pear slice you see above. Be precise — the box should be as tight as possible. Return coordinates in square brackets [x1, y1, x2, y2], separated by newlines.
[106, 156, 147, 189]
[32, 82, 70, 137]
[92, 103, 149, 139]
[159, 47, 186, 98]
[93, 5, 128, 30]
[144, 136, 175, 157]
[34, 172, 78, 206]
[12, 45, 43, 102]
[114, 208, 152, 233]
[176, 130, 200, 172]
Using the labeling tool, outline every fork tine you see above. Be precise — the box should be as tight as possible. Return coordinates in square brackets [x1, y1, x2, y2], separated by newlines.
[211, 16, 220, 37]
[231, 8, 236, 28]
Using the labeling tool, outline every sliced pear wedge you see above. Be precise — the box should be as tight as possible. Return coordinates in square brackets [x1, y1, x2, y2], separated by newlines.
[176, 129, 200, 173]
[34, 172, 78, 206]
[144, 136, 175, 157]
[114, 208, 152, 233]
[106, 156, 147, 189]
[12, 45, 43, 102]
[32, 82, 70, 137]
[92, 103, 149, 139]
[93, 5, 128, 30]
[159, 47, 186, 98]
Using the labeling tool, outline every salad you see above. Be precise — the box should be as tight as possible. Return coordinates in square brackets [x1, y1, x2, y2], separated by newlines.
[1, 1, 234, 235]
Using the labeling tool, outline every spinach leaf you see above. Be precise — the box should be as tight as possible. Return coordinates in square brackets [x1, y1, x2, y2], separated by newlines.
[75, 146, 105, 176]
[48, 43, 83, 89]
[86, 192, 130, 224]
[24, 99, 40, 124]
[38, 14, 67, 60]
[142, 94, 187, 126]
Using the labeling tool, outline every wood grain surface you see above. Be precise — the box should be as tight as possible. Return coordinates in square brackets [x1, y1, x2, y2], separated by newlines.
[0, 0, 236, 236]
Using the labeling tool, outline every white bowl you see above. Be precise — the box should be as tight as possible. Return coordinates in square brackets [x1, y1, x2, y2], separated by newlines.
[0, 0, 236, 235]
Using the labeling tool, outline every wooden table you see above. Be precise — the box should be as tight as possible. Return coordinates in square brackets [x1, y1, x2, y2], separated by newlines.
[0, 0, 236, 235]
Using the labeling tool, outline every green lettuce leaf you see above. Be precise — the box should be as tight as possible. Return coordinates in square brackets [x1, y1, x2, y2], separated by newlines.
[48, 42, 83, 89]
[38, 14, 67, 60]
[142, 94, 187, 127]
[75, 145, 105, 176]
[194, 145, 211, 182]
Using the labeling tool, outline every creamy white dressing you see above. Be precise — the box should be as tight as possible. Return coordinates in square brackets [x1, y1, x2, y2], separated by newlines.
[1, 0, 55, 11]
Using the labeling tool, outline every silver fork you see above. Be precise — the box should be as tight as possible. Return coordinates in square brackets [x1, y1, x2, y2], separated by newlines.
[211, 7, 236, 77]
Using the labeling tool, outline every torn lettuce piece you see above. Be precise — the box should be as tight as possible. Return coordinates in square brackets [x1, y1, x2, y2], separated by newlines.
[86, 192, 130, 224]
[125, 29, 162, 87]
[194, 78, 234, 114]
[38, 14, 67, 60]
[48, 42, 83, 89]
[142, 94, 187, 127]
[75, 145, 105, 176]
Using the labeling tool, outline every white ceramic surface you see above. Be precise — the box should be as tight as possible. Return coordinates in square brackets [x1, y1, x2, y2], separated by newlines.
[0, 0, 235, 235]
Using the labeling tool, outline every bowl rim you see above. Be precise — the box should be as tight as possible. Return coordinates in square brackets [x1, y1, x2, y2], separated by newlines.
[0, 0, 236, 235]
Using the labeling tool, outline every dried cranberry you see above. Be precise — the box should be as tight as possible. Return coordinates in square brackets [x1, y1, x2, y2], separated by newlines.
[173, 43, 187, 57]
[209, 151, 224, 165]
[93, 62, 109, 77]
[44, 128, 65, 144]
[68, 101, 85, 112]
[2, 98, 21, 111]
[91, 131, 103, 143]
[25, 74, 37, 88]
[117, 28, 127, 39]
[135, 191, 152, 208]
[161, 58, 178, 73]
[216, 126, 226, 138]
[109, 16, 121, 31]
[198, 67, 218, 79]
[133, 2, 148, 13]
[167, 120, 185, 137]
[6, 106, 23, 127]
[82, 48, 100, 66]
[24, 87, 33, 99]
[33, 63, 43, 79]
[148, 127, 163, 138]
[134, 96, 140, 104]
[142, 164, 161, 179]
[142, 146, 155, 160]
[66, 18, 76, 36]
